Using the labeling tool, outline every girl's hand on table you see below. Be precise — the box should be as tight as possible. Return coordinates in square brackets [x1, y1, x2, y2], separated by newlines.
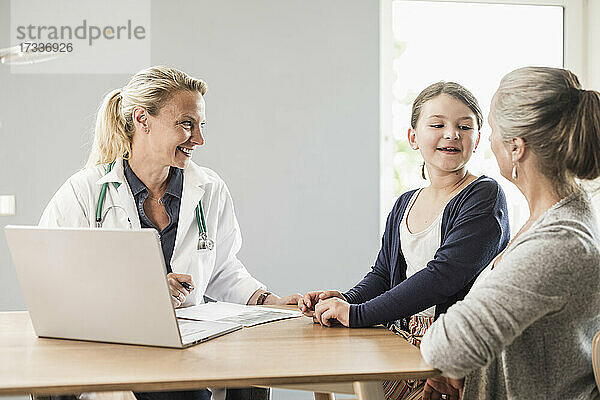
[313, 297, 350, 327]
[298, 290, 345, 317]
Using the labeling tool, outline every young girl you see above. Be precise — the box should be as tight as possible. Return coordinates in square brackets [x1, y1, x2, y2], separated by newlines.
[299, 82, 510, 400]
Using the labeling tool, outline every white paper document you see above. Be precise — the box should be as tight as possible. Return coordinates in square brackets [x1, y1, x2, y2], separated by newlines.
[175, 302, 302, 327]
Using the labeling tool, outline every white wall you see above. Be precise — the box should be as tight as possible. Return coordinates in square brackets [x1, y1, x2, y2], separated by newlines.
[0, 0, 380, 309]
[0, 1, 379, 399]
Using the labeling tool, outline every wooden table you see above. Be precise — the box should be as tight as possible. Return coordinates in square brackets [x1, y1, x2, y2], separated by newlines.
[0, 311, 437, 399]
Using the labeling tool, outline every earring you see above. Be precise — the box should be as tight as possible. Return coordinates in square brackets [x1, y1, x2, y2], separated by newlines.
[511, 163, 518, 180]
[421, 162, 427, 180]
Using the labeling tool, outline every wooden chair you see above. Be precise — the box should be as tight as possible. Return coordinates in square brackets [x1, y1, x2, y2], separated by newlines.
[593, 330, 600, 390]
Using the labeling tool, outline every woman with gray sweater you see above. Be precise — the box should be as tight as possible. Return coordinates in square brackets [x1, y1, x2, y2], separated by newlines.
[420, 67, 600, 400]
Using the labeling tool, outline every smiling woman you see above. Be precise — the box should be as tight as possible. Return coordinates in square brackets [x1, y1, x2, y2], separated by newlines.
[86, 66, 207, 170]
[38, 66, 301, 400]
[130, 90, 206, 171]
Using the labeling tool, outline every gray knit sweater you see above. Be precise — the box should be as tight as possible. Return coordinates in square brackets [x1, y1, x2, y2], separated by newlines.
[420, 192, 600, 400]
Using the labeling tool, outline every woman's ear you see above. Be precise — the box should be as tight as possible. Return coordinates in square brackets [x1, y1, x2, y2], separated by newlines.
[408, 128, 419, 150]
[510, 137, 526, 163]
[132, 106, 149, 133]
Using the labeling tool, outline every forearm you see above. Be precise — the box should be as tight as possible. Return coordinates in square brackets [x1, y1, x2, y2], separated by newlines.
[348, 282, 433, 327]
[420, 294, 502, 379]
[420, 282, 564, 378]
[343, 268, 391, 304]
[348, 264, 474, 328]
[247, 289, 280, 305]
[247, 289, 263, 305]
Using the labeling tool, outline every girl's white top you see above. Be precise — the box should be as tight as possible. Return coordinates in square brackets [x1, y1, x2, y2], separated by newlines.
[400, 189, 442, 318]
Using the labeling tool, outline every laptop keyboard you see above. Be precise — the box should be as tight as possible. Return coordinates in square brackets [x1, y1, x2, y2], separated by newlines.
[178, 319, 206, 335]
[177, 318, 242, 346]
[178, 319, 207, 344]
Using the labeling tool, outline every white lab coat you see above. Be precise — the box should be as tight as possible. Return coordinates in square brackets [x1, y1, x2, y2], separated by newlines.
[39, 157, 265, 307]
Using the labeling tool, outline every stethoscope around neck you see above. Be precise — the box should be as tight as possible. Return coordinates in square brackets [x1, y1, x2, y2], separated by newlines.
[95, 161, 215, 251]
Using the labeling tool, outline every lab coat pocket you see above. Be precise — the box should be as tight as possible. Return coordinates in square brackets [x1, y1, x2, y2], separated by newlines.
[195, 247, 213, 256]
[193, 246, 217, 287]
[181, 247, 217, 307]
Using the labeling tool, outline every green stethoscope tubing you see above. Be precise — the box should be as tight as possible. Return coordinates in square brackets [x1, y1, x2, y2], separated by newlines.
[195, 200, 208, 238]
[95, 161, 120, 226]
[95, 161, 212, 249]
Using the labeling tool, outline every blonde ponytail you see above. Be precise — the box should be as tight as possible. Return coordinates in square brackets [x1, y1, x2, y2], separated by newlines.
[86, 88, 132, 167]
[86, 66, 207, 168]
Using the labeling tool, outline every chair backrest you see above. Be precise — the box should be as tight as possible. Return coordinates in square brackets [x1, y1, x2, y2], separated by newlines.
[593, 330, 600, 389]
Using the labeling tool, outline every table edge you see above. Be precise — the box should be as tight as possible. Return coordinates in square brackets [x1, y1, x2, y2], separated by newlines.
[0, 370, 440, 395]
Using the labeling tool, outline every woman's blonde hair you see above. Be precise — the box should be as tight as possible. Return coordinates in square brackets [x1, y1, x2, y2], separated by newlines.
[491, 66, 600, 197]
[86, 65, 207, 167]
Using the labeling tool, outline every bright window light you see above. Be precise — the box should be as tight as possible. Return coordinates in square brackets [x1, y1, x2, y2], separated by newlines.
[390, 0, 563, 230]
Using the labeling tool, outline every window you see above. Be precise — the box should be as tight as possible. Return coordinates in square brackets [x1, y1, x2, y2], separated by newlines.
[380, 0, 584, 232]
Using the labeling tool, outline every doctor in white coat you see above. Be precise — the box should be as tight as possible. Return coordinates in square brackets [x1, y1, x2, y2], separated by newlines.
[39, 65, 299, 400]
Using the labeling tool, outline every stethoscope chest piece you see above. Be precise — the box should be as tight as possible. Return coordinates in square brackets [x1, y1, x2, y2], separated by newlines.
[198, 232, 215, 251]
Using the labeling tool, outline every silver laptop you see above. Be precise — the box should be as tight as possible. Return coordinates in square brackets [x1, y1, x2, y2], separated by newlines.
[4, 225, 241, 348]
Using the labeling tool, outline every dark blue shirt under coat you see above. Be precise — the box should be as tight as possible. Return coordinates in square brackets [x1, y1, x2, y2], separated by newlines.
[343, 176, 510, 328]
[123, 159, 183, 274]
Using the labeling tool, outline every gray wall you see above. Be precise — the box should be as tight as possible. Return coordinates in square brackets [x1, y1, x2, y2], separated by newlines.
[0, 1, 379, 399]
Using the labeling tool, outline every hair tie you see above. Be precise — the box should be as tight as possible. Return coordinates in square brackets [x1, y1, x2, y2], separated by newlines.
[568, 87, 583, 106]
[114, 89, 125, 118]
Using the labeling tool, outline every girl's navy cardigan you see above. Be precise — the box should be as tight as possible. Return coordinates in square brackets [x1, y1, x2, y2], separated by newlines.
[343, 176, 511, 328]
